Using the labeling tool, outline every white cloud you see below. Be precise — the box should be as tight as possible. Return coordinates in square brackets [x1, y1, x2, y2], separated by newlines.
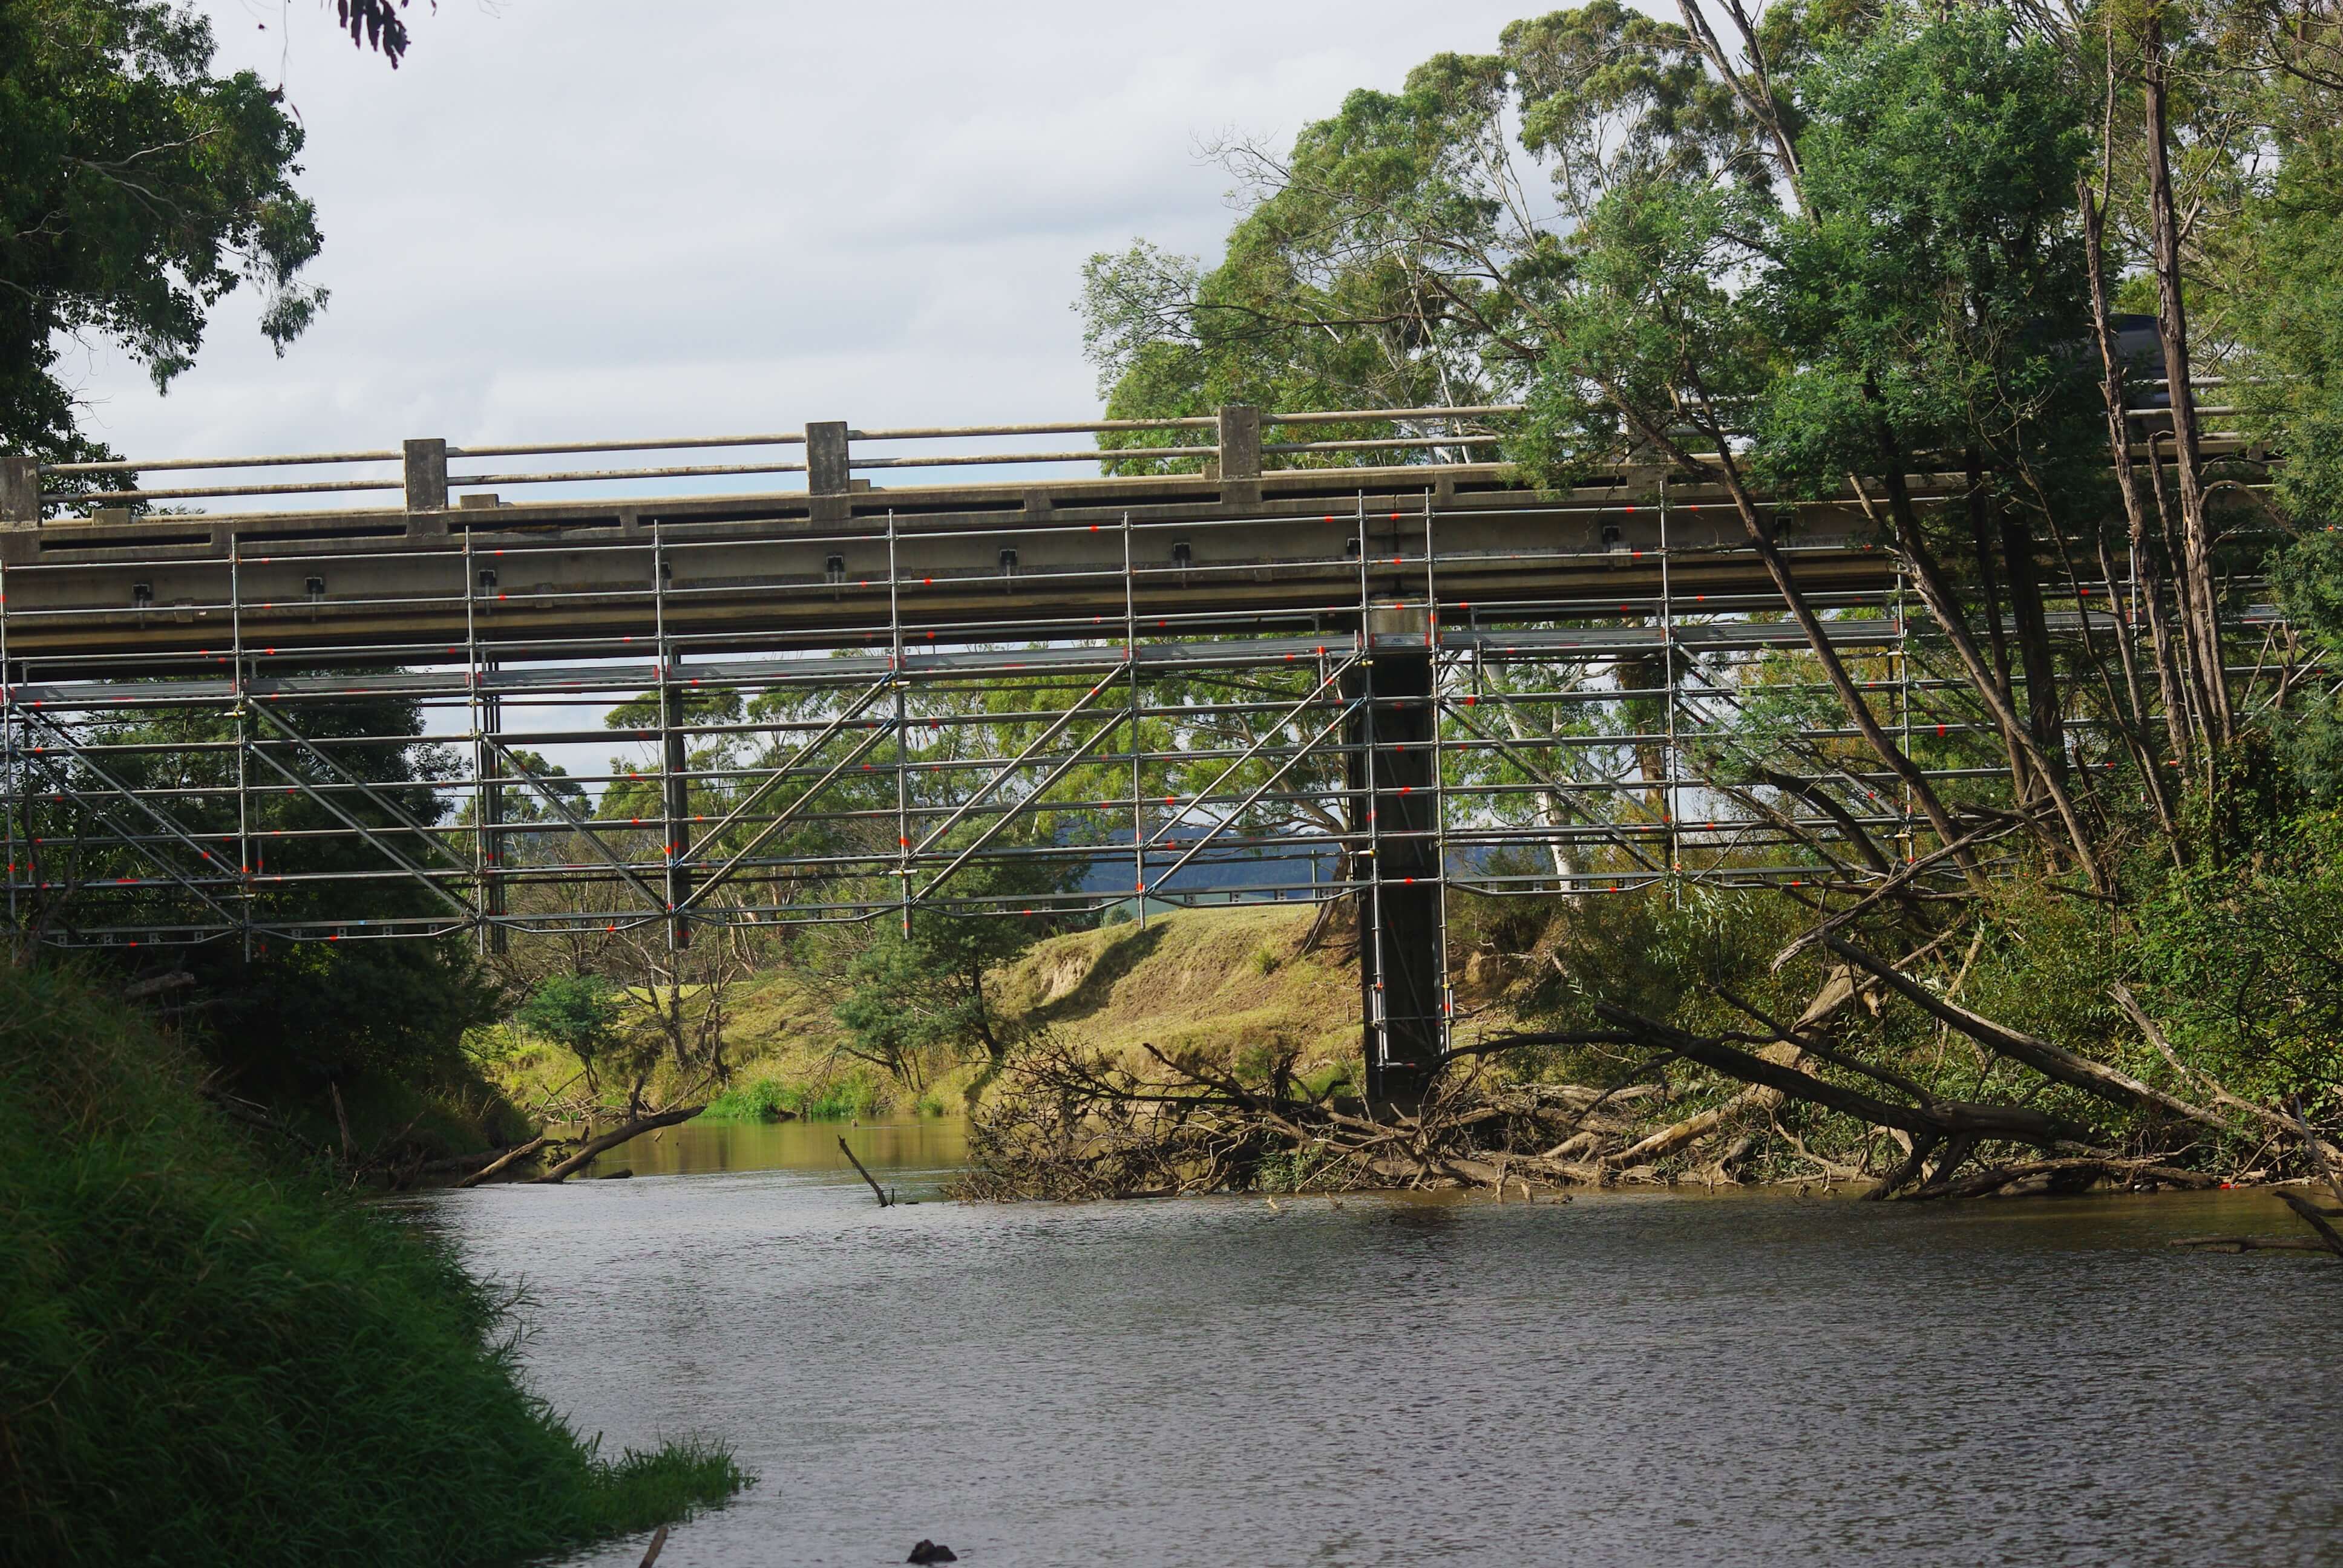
[70, 0, 1533, 459]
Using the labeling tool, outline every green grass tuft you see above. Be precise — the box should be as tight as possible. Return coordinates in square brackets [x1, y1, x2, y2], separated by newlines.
[698, 1067, 890, 1123]
[696, 1074, 800, 1122]
[0, 961, 747, 1568]
[578, 1437, 750, 1538]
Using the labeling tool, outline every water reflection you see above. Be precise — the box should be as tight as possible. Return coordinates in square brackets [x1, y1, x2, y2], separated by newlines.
[578, 1113, 966, 1181]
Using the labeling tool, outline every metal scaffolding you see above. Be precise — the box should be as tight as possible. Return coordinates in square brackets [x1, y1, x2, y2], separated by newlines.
[0, 398, 2280, 1092]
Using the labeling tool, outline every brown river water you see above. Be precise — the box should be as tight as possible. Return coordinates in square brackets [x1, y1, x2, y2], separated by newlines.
[412, 1117, 2343, 1568]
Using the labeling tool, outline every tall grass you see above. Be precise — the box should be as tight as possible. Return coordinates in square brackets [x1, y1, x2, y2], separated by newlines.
[698, 1067, 890, 1122]
[0, 961, 745, 1567]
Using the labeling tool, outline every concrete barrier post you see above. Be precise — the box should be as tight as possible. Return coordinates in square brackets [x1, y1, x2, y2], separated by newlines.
[1, 456, 41, 525]
[403, 439, 448, 512]
[1217, 405, 1262, 508]
[807, 420, 851, 521]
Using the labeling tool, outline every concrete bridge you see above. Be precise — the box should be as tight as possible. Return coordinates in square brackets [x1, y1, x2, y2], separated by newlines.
[0, 403, 2245, 1097]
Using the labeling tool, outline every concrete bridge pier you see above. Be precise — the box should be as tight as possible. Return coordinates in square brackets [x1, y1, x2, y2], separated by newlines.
[1345, 613, 1446, 1109]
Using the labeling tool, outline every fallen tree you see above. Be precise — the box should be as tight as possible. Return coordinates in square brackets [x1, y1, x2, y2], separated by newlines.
[531, 1103, 706, 1184]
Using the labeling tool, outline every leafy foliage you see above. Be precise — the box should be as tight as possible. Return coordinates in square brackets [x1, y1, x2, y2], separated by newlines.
[834, 857, 1075, 1089]
[17, 689, 501, 1096]
[515, 972, 624, 1062]
[1, 0, 326, 461]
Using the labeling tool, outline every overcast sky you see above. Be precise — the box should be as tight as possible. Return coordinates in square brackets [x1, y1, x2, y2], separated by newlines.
[65, 0, 1535, 466]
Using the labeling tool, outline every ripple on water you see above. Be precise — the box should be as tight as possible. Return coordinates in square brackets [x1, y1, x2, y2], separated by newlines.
[416, 1125, 2343, 1568]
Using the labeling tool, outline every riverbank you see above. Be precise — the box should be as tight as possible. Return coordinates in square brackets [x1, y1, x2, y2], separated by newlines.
[465, 898, 2336, 1206]
[480, 904, 1404, 1131]
[0, 961, 746, 1567]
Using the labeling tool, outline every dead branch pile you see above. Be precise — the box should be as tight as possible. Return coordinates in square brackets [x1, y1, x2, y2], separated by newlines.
[956, 1030, 1783, 1201]
[957, 918, 2343, 1205]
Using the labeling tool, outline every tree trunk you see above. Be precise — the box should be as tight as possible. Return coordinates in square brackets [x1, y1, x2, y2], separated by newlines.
[1602, 382, 1973, 880]
[1998, 509, 2066, 785]
[1496, 699, 1589, 891]
[1869, 465, 2103, 890]
[1967, 451, 2036, 808]
[531, 1104, 706, 1183]
[2082, 173, 2192, 784]
[2143, 8, 2232, 747]
[1710, 462, 1977, 881]
[1829, 937, 2238, 1134]
[451, 1135, 549, 1187]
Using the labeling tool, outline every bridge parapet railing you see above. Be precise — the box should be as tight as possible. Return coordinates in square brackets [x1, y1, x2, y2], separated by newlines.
[0, 403, 1539, 524]
[0, 381, 2252, 524]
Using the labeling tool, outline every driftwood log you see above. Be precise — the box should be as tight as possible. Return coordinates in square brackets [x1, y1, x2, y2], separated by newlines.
[453, 1136, 552, 1188]
[531, 1105, 705, 1183]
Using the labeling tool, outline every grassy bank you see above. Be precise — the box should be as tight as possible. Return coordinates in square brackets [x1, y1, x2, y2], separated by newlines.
[476, 904, 1382, 1129]
[0, 961, 745, 1568]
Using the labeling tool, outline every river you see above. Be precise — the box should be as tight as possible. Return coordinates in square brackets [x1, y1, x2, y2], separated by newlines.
[417, 1117, 2342, 1567]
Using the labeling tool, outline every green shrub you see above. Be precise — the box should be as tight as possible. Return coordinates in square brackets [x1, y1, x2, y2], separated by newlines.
[697, 1068, 893, 1123]
[796, 1069, 890, 1120]
[0, 962, 745, 1568]
[697, 1075, 799, 1122]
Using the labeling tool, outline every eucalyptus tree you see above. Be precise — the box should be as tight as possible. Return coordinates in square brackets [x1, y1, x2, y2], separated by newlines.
[1083, 2, 2215, 893]
[1, 0, 325, 463]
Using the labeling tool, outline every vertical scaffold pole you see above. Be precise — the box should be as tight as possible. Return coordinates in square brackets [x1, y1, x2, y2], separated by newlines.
[1, 545, 13, 933]
[1423, 486, 1453, 1060]
[890, 511, 910, 935]
[1124, 511, 1144, 929]
[464, 530, 481, 950]
[1354, 492, 1388, 1088]
[463, 531, 503, 954]
[1896, 564, 1915, 866]
[1660, 475, 1680, 898]
[654, 525, 690, 949]
[230, 535, 251, 958]
[1345, 490, 1442, 1105]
